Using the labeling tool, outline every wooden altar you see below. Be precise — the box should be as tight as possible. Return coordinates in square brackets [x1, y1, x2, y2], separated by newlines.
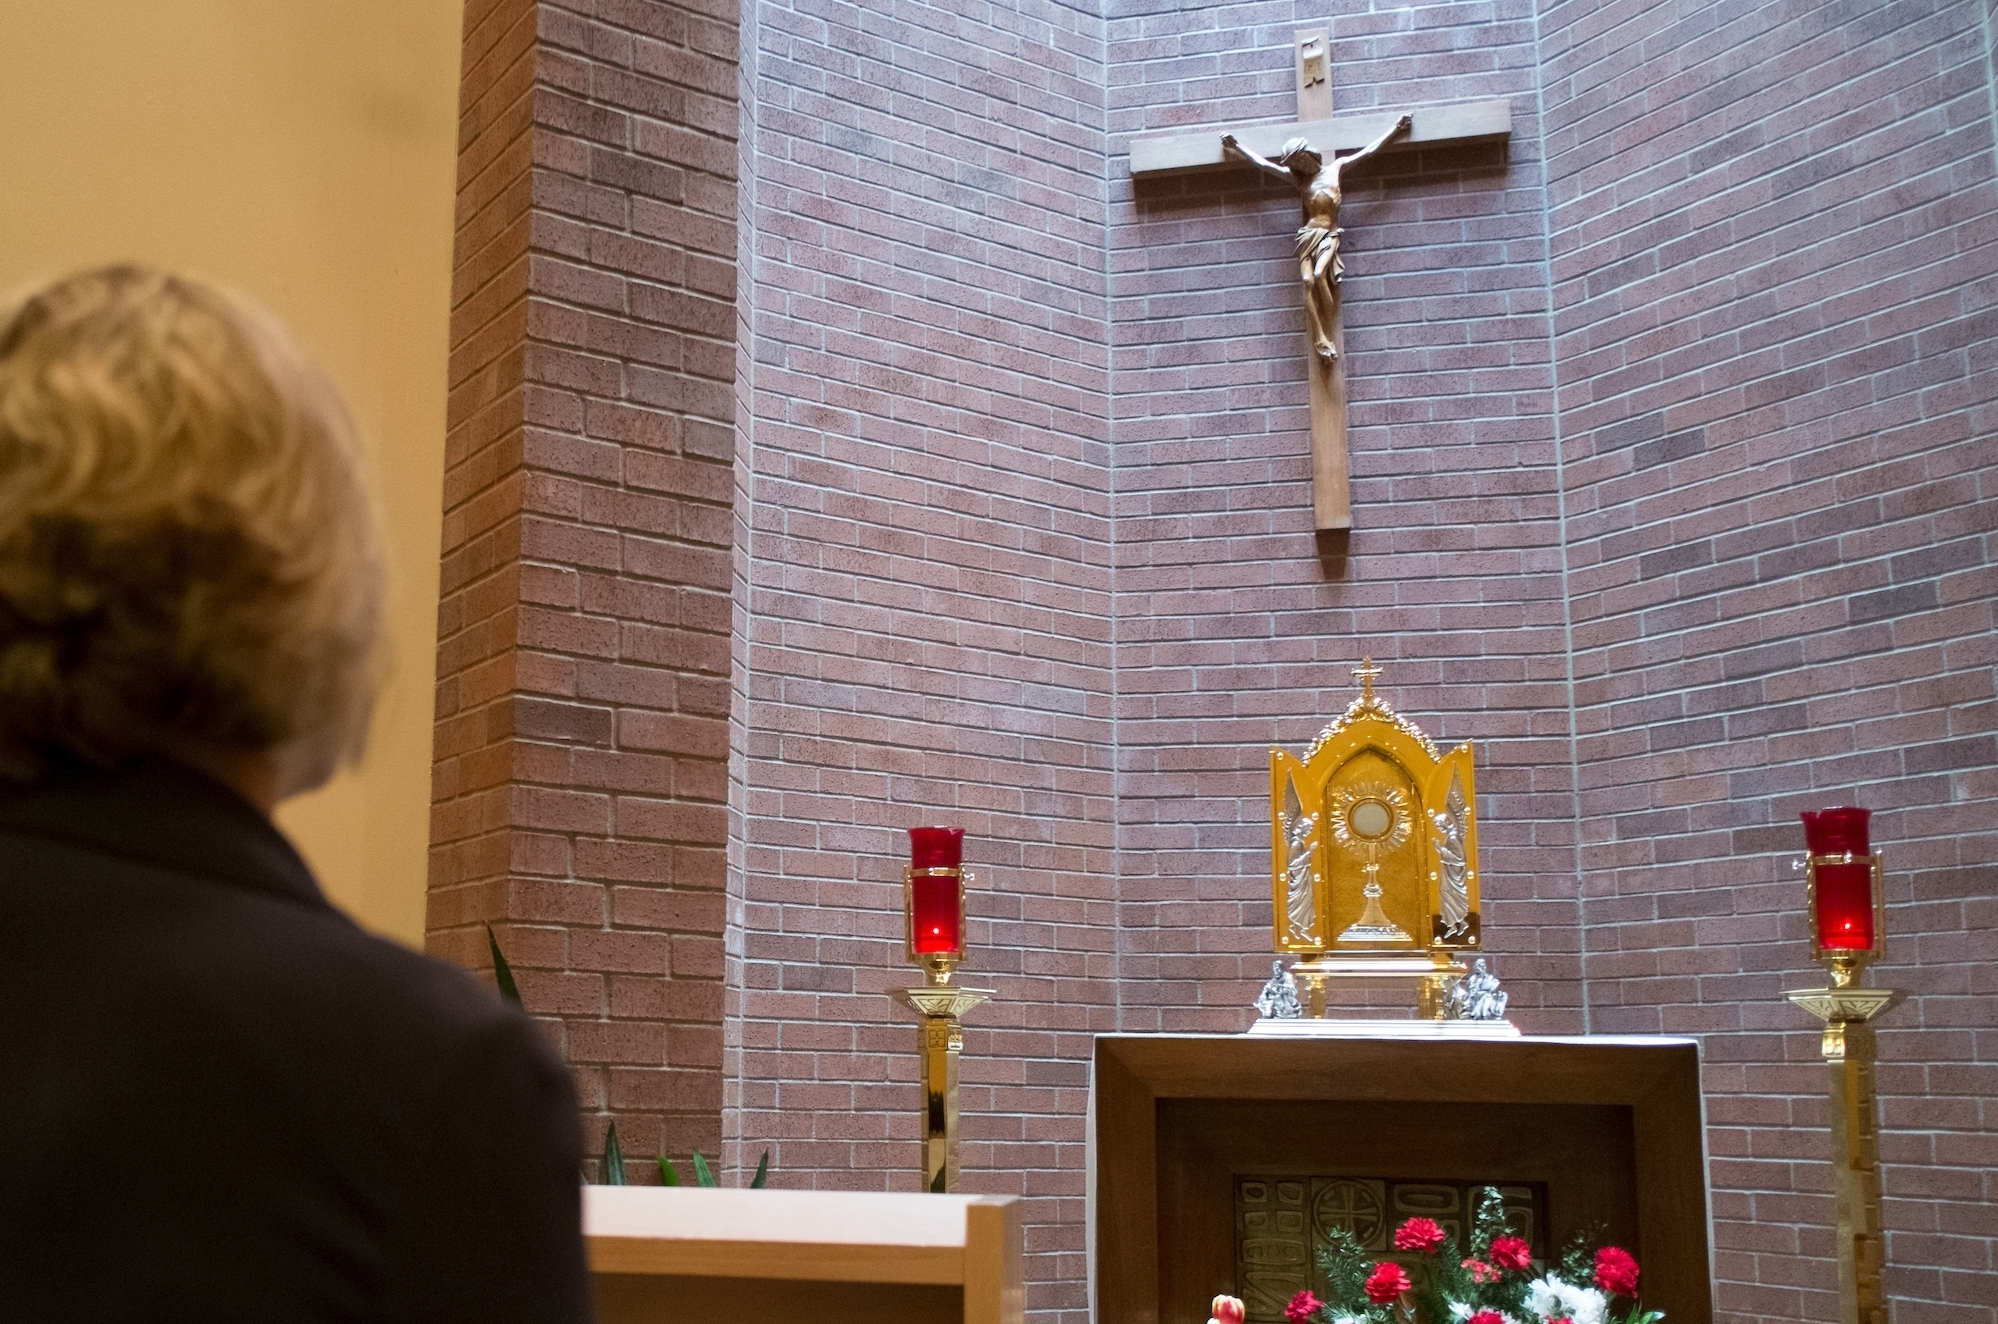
[1089, 1033, 1712, 1324]
[587, 1186, 1023, 1324]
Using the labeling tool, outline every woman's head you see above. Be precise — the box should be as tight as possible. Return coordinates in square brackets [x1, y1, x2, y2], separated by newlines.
[0, 265, 385, 796]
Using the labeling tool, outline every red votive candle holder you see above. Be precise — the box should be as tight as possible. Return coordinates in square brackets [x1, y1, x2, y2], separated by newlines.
[1801, 807, 1876, 953]
[1814, 861, 1876, 950]
[1801, 806, 1870, 857]
[908, 827, 966, 957]
[909, 826, 965, 871]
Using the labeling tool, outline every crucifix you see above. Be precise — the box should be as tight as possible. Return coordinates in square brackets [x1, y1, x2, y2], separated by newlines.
[1128, 33, 1512, 530]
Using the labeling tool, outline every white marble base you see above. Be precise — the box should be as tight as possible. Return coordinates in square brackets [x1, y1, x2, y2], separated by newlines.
[1245, 1016, 1522, 1039]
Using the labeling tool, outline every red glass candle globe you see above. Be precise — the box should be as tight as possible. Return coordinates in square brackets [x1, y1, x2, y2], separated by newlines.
[1801, 806, 1870, 857]
[907, 827, 965, 955]
[908, 826, 964, 870]
[1801, 807, 1875, 952]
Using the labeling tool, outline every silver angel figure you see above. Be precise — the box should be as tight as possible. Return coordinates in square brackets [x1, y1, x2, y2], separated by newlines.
[1254, 961, 1302, 1019]
[1280, 778, 1319, 945]
[1431, 772, 1472, 940]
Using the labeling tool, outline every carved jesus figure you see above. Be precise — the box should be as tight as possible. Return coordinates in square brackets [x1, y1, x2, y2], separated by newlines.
[1221, 113, 1413, 364]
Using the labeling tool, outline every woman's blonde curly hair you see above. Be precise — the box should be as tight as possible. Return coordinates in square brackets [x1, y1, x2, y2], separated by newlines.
[0, 265, 385, 787]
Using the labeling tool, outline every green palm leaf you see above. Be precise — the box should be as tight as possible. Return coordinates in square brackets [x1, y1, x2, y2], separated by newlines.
[750, 1150, 770, 1188]
[658, 1156, 680, 1186]
[602, 1122, 626, 1185]
[691, 1151, 717, 1187]
[484, 925, 522, 1006]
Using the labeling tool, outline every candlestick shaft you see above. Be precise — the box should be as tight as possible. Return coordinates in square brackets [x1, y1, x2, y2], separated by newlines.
[1787, 984, 1903, 1324]
[920, 1014, 961, 1192]
[893, 985, 991, 1193]
[1826, 1019, 1887, 1324]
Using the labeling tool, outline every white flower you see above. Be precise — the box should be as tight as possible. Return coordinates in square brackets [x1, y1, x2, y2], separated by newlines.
[1449, 1307, 1474, 1322]
[1526, 1276, 1608, 1324]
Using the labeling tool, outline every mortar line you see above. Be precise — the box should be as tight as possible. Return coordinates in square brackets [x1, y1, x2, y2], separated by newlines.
[1099, 3, 1123, 1040]
[1527, 0, 1591, 1037]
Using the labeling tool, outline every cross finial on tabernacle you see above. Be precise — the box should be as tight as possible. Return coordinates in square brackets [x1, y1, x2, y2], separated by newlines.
[1353, 657, 1382, 703]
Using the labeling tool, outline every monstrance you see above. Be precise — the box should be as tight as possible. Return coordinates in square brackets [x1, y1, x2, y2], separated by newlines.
[1267, 659, 1483, 1019]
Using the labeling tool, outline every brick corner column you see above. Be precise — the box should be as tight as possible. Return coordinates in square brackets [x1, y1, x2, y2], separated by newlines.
[428, 0, 737, 1178]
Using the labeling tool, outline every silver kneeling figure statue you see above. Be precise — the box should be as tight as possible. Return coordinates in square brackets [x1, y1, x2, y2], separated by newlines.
[1447, 958, 1508, 1021]
[1254, 961, 1302, 1019]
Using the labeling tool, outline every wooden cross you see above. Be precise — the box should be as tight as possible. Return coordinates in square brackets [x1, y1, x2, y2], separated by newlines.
[1128, 32, 1511, 530]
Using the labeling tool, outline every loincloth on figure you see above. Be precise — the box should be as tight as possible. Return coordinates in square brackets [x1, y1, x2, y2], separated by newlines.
[1294, 224, 1345, 285]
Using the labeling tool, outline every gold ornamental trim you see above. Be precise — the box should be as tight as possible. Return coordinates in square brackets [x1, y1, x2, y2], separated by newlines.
[1300, 658, 1441, 763]
[1784, 986, 1903, 1025]
[893, 987, 994, 1021]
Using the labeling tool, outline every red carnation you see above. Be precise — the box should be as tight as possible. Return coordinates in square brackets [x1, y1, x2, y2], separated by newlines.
[1364, 1262, 1412, 1305]
[1393, 1217, 1447, 1253]
[1488, 1235, 1532, 1272]
[1595, 1245, 1641, 1297]
[1284, 1289, 1324, 1324]
[1467, 1313, 1508, 1324]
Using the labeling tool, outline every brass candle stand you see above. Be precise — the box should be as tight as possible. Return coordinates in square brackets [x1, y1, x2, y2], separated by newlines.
[890, 865, 990, 1193]
[1785, 843, 1900, 1324]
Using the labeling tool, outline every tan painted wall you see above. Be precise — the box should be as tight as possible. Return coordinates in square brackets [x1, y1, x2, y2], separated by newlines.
[0, 0, 464, 944]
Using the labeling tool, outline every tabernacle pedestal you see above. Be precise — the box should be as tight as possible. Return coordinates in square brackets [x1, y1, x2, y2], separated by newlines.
[1089, 1033, 1712, 1324]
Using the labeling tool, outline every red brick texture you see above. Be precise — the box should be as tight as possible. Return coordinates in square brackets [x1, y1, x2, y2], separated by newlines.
[429, 0, 736, 1173]
[726, 1, 1116, 1315]
[433, 0, 1998, 1320]
[1107, 0, 1584, 1041]
[1541, 0, 1998, 1319]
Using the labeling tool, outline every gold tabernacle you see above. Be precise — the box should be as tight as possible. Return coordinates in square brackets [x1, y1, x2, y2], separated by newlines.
[1269, 659, 1480, 1017]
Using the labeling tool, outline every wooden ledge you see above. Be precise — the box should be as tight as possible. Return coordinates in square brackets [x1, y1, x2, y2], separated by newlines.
[584, 1186, 1008, 1286]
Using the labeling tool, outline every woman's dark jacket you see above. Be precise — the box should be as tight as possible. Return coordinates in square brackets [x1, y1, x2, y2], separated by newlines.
[0, 758, 592, 1323]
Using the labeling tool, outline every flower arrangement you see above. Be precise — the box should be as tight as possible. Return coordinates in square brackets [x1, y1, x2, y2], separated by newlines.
[1278, 1188, 1661, 1324]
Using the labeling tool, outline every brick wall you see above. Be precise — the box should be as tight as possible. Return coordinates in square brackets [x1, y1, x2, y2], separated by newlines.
[1538, 0, 1998, 1317]
[726, 0, 1115, 1313]
[433, 0, 1998, 1319]
[1105, 0, 1586, 1039]
[429, 0, 737, 1174]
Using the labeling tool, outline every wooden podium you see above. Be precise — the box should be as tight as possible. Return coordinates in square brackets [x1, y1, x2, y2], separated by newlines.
[1090, 1033, 1713, 1324]
[587, 1186, 1023, 1324]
